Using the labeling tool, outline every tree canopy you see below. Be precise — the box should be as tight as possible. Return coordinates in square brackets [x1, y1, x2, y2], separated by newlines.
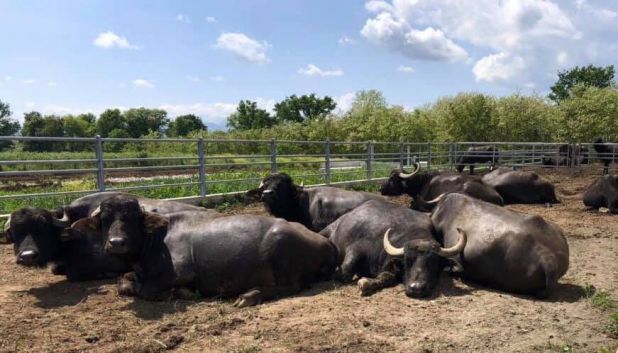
[549, 65, 615, 103]
[274, 94, 336, 123]
[227, 100, 275, 131]
[167, 114, 206, 137]
[0, 100, 20, 150]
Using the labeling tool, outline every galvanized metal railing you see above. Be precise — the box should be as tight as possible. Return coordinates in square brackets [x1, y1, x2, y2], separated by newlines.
[0, 136, 614, 218]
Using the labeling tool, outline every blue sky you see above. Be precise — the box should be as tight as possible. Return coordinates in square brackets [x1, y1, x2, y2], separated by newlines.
[1, 0, 617, 130]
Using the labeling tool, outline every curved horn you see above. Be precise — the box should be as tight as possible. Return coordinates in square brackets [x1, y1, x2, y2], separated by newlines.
[3, 215, 11, 232]
[425, 193, 447, 205]
[258, 181, 264, 189]
[435, 228, 467, 258]
[299, 181, 304, 188]
[90, 206, 101, 217]
[53, 210, 71, 228]
[383, 228, 404, 256]
[398, 163, 421, 179]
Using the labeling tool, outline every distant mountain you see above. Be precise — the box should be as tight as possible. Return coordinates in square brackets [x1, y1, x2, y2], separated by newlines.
[204, 121, 227, 132]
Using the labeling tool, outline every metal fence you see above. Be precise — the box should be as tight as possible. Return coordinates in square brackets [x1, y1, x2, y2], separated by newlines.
[0, 136, 614, 217]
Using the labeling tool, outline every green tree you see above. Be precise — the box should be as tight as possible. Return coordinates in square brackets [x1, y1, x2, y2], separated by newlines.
[167, 114, 206, 137]
[274, 94, 336, 123]
[555, 86, 618, 142]
[97, 109, 126, 137]
[124, 108, 169, 138]
[493, 94, 557, 142]
[0, 100, 20, 151]
[21, 112, 65, 151]
[432, 93, 497, 142]
[105, 128, 131, 152]
[227, 100, 275, 131]
[348, 90, 388, 117]
[549, 65, 615, 103]
[64, 114, 96, 137]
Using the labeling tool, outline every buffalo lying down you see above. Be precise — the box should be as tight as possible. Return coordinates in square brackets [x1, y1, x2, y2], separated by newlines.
[456, 145, 498, 175]
[583, 175, 618, 213]
[250, 173, 384, 231]
[73, 195, 336, 305]
[4, 191, 206, 281]
[431, 193, 569, 297]
[481, 168, 559, 204]
[321, 200, 465, 298]
[380, 164, 503, 211]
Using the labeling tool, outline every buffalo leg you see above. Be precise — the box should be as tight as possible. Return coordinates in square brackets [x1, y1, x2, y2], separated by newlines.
[233, 283, 301, 308]
[118, 272, 141, 297]
[469, 165, 475, 175]
[357, 271, 398, 297]
[334, 251, 362, 283]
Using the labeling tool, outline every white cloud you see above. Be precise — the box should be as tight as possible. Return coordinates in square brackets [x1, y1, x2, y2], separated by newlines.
[94, 31, 139, 49]
[215, 32, 271, 64]
[335, 92, 356, 114]
[21, 79, 36, 84]
[47, 81, 57, 87]
[297, 64, 344, 77]
[211, 75, 224, 82]
[176, 14, 191, 23]
[397, 65, 415, 73]
[187, 76, 201, 83]
[473, 52, 526, 82]
[360, 0, 613, 86]
[338, 35, 356, 45]
[4, 76, 12, 82]
[132, 79, 154, 88]
[575, 0, 617, 20]
[206, 16, 217, 23]
[361, 12, 467, 62]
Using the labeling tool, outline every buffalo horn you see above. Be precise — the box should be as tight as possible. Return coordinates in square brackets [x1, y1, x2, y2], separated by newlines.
[3, 215, 10, 232]
[398, 163, 421, 179]
[383, 228, 404, 256]
[425, 193, 447, 204]
[435, 228, 467, 258]
[53, 211, 71, 228]
[90, 206, 101, 217]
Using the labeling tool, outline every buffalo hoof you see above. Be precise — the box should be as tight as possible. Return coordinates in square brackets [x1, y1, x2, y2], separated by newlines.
[599, 207, 610, 213]
[173, 287, 199, 300]
[357, 278, 375, 297]
[50, 263, 66, 275]
[118, 272, 141, 297]
[234, 289, 262, 308]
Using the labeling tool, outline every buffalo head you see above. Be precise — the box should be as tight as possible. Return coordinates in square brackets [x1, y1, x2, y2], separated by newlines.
[5, 208, 70, 267]
[380, 163, 424, 197]
[79, 196, 168, 257]
[251, 173, 303, 217]
[383, 228, 466, 298]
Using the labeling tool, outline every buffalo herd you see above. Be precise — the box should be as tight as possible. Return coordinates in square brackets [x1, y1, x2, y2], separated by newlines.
[1, 142, 616, 306]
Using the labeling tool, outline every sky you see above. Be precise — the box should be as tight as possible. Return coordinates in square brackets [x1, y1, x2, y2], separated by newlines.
[0, 0, 617, 130]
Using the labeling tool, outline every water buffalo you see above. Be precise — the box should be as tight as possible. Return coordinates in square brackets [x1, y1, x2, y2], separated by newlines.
[431, 193, 569, 297]
[593, 138, 617, 175]
[583, 175, 618, 213]
[541, 144, 588, 167]
[320, 200, 465, 298]
[4, 191, 206, 281]
[249, 173, 384, 231]
[456, 145, 498, 175]
[72, 197, 337, 305]
[380, 164, 503, 211]
[481, 168, 559, 204]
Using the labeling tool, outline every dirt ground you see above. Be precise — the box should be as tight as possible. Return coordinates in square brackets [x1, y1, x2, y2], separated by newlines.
[0, 169, 617, 353]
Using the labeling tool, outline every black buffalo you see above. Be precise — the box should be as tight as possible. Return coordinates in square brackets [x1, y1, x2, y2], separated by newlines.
[380, 164, 503, 211]
[583, 175, 618, 213]
[249, 173, 384, 231]
[320, 200, 465, 298]
[72, 197, 337, 305]
[431, 193, 569, 297]
[456, 145, 498, 174]
[593, 138, 618, 175]
[4, 191, 206, 281]
[481, 168, 559, 204]
[541, 144, 588, 167]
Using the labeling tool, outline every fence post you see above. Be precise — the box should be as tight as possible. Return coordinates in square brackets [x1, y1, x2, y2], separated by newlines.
[95, 135, 105, 192]
[449, 143, 454, 170]
[270, 139, 277, 174]
[510, 144, 515, 170]
[399, 143, 405, 169]
[406, 145, 411, 167]
[366, 141, 373, 181]
[198, 138, 206, 197]
[324, 140, 331, 185]
[427, 142, 432, 171]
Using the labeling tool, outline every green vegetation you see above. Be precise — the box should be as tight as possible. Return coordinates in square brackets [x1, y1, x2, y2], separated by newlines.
[606, 311, 618, 338]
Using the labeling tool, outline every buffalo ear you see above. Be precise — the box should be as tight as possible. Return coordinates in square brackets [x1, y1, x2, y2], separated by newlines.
[143, 212, 169, 236]
[67, 217, 101, 239]
[443, 258, 464, 273]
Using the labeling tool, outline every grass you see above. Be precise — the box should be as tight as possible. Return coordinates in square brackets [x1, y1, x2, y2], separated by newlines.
[606, 311, 618, 338]
[582, 284, 616, 311]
